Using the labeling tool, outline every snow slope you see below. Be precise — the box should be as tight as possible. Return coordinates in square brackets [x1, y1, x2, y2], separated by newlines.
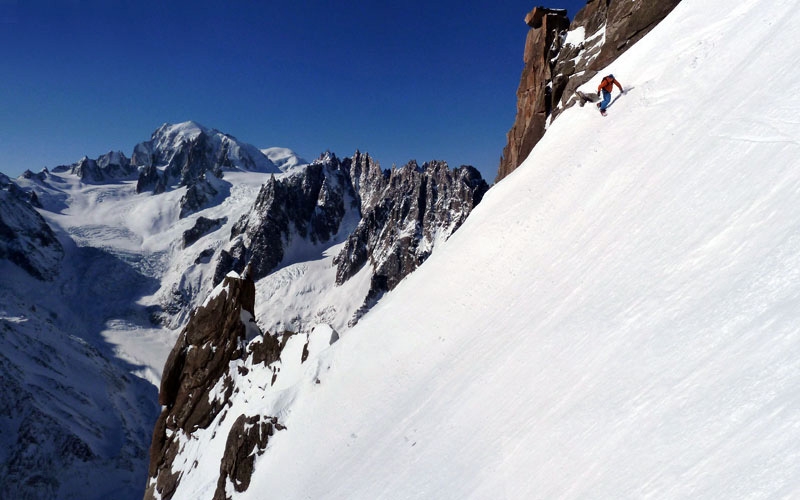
[220, 0, 800, 497]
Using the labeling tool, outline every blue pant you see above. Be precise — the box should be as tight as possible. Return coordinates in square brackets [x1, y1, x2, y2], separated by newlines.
[600, 90, 612, 111]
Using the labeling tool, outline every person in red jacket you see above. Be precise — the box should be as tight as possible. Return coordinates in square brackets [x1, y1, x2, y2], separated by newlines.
[597, 74, 624, 115]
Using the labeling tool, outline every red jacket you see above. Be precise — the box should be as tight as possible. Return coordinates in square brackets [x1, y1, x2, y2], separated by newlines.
[598, 76, 623, 93]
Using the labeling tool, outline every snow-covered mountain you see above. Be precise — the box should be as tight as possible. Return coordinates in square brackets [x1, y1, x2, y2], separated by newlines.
[129, 121, 282, 219]
[143, 0, 800, 498]
[0, 120, 488, 498]
[260, 147, 308, 173]
[133, 121, 280, 180]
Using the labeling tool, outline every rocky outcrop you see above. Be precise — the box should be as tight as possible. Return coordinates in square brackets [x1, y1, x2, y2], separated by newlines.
[0, 189, 64, 280]
[497, 0, 682, 182]
[212, 415, 285, 500]
[183, 216, 227, 248]
[497, 8, 570, 182]
[178, 175, 220, 219]
[146, 272, 262, 500]
[135, 164, 166, 194]
[593, 0, 685, 69]
[145, 271, 300, 500]
[550, 0, 683, 120]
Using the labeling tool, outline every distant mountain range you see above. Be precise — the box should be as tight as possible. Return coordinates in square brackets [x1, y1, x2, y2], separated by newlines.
[0, 120, 487, 498]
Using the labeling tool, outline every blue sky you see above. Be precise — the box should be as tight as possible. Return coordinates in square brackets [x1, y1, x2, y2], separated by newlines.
[0, 1, 587, 181]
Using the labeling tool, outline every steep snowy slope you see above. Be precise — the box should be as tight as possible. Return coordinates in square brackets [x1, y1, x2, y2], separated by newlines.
[222, 0, 800, 497]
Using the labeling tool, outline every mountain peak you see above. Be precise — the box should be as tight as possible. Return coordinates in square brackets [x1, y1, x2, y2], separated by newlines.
[152, 120, 210, 143]
[261, 147, 309, 173]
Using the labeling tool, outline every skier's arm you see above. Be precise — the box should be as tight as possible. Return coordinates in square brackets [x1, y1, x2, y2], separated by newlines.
[614, 79, 623, 92]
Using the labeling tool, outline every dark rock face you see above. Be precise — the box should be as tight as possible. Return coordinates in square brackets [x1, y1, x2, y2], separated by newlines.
[135, 164, 166, 194]
[550, 0, 682, 121]
[158, 274, 255, 430]
[247, 331, 282, 367]
[212, 414, 285, 500]
[597, 0, 684, 68]
[73, 156, 102, 182]
[497, 0, 682, 182]
[178, 176, 220, 219]
[146, 273, 258, 499]
[183, 216, 228, 248]
[0, 189, 64, 280]
[145, 272, 290, 500]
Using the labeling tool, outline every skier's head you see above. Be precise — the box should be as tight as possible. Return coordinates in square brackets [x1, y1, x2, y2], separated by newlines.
[608, 74, 614, 80]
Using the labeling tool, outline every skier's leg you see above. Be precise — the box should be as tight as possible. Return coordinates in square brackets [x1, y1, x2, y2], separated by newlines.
[600, 90, 611, 111]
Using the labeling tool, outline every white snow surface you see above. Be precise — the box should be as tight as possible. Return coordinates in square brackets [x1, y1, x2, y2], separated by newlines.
[563, 25, 585, 47]
[260, 147, 309, 173]
[199, 0, 799, 498]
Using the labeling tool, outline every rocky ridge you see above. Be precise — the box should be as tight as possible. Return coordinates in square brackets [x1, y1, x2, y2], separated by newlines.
[497, 0, 682, 182]
[144, 272, 301, 500]
[334, 158, 488, 322]
[145, 152, 488, 498]
[214, 151, 489, 326]
[61, 151, 138, 183]
[146, 272, 263, 499]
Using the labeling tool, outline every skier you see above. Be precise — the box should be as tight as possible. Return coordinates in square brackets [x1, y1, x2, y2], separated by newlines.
[596, 74, 624, 116]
